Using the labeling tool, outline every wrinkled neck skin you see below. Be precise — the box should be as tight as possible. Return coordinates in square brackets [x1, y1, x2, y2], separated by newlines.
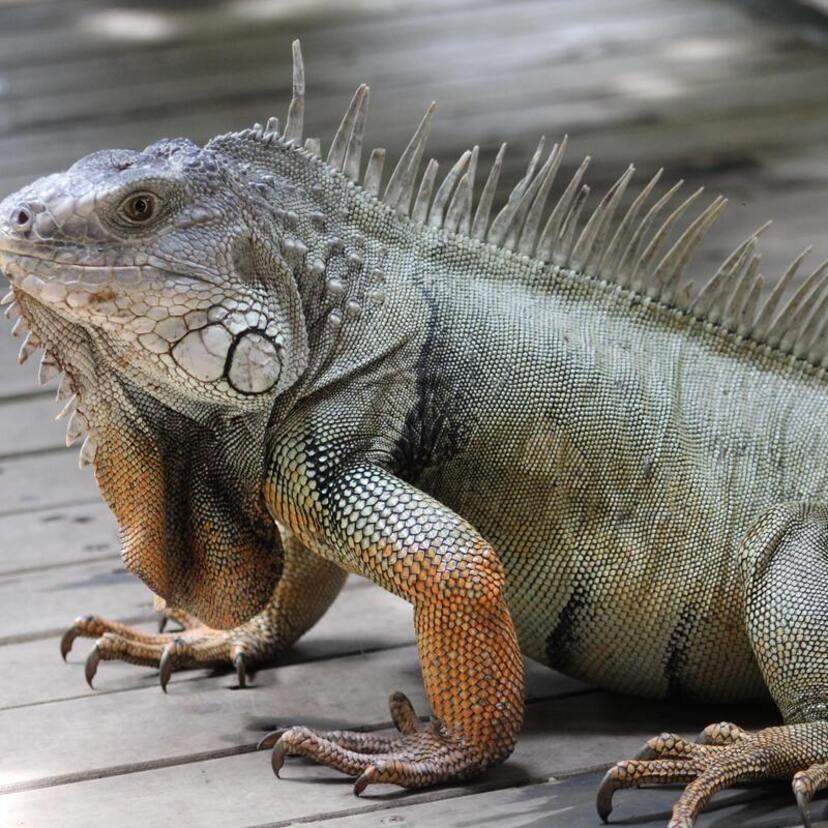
[210, 137, 430, 461]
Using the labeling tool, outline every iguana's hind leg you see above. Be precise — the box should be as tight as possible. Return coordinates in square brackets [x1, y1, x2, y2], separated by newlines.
[598, 502, 828, 828]
[61, 527, 347, 691]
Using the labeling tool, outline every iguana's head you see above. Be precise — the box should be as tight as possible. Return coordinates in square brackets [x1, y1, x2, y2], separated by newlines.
[0, 135, 308, 409]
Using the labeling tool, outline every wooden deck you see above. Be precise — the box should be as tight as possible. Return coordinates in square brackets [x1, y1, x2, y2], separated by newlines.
[3, 0, 828, 825]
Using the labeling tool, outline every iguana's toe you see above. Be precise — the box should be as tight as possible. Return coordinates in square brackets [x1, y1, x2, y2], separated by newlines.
[156, 605, 201, 634]
[598, 721, 828, 827]
[696, 721, 749, 746]
[634, 732, 722, 761]
[60, 613, 170, 661]
[269, 724, 474, 790]
[156, 636, 249, 692]
[84, 643, 101, 688]
[83, 631, 171, 688]
[792, 760, 828, 828]
[158, 642, 176, 692]
[61, 612, 258, 690]
[83, 632, 181, 687]
[233, 651, 248, 689]
[259, 691, 424, 754]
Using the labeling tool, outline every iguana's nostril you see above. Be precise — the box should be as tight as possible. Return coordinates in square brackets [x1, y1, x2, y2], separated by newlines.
[11, 205, 32, 233]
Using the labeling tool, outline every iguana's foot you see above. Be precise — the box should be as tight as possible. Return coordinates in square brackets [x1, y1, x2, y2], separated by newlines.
[60, 608, 260, 691]
[597, 720, 828, 827]
[261, 691, 484, 793]
[60, 535, 347, 692]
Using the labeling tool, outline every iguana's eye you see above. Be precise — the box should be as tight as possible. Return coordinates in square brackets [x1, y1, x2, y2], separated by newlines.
[118, 192, 158, 224]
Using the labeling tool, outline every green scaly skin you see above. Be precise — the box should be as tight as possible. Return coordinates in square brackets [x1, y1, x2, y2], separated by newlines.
[2, 48, 828, 826]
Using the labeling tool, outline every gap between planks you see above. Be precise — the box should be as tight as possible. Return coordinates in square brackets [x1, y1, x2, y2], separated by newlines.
[0, 497, 102, 521]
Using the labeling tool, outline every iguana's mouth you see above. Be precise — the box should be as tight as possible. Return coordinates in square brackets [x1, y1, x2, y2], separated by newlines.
[0, 244, 219, 295]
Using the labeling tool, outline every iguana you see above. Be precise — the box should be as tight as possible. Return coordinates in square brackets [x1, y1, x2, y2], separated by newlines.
[3, 40, 828, 828]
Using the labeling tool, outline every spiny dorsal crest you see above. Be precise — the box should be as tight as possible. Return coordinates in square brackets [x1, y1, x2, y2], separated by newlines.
[231, 39, 828, 370]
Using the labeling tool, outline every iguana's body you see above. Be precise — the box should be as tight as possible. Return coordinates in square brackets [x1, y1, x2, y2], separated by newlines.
[4, 43, 828, 827]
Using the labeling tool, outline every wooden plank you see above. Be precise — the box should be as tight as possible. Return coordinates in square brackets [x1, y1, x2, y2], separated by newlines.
[0, 451, 99, 518]
[0, 501, 117, 574]
[0, 309, 43, 397]
[0, 576, 415, 710]
[7, 57, 827, 196]
[0, 12, 803, 140]
[0, 0, 741, 72]
[0, 395, 68, 457]
[294, 772, 822, 828]
[2, 45, 821, 190]
[0, 23, 792, 124]
[0, 558, 150, 643]
[0, 685, 779, 825]
[799, 0, 828, 13]
[0, 2, 788, 186]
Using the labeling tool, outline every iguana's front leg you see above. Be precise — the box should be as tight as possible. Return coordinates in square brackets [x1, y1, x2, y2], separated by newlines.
[599, 502, 828, 828]
[264, 448, 525, 793]
[61, 526, 346, 690]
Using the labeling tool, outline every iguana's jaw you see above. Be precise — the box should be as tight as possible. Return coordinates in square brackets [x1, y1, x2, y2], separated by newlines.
[0, 244, 290, 409]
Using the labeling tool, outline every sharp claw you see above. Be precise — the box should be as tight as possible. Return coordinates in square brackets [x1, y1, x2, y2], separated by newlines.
[257, 728, 286, 751]
[159, 643, 175, 693]
[353, 765, 375, 796]
[84, 645, 101, 689]
[157, 615, 167, 633]
[596, 768, 615, 823]
[796, 789, 814, 828]
[233, 652, 247, 689]
[388, 690, 420, 735]
[60, 627, 76, 661]
[271, 738, 287, 778]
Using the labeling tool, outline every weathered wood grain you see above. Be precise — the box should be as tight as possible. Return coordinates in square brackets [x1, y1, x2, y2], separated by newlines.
[0, 395, 71, 457]
[0, 558, 151, 643]
[0, 645, 592, 792]
[295, 772, 824, 828]
[0, 324, 43, 397]
[0, 501, 117, 574]
[0, 0, 815, 196]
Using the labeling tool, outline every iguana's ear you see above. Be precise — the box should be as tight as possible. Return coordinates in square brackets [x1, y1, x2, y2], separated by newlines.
[93, 394, 282, 628]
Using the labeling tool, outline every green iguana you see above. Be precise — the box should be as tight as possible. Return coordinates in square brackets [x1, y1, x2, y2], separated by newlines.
[3, 40, 828, 828]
